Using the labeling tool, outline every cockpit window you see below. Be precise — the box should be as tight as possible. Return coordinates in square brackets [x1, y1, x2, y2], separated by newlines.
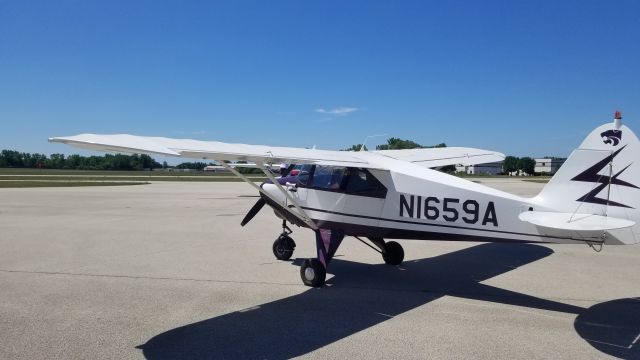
[311, 166, 347, 190]
[299, 165, 386, 198]
[295, 164, 313, 186]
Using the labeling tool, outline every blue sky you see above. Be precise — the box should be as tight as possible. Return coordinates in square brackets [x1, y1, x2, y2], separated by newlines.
[1, 0, 638, 161]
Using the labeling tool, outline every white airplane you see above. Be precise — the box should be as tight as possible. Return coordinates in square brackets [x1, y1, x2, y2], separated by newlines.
[50, 112, 639, 287]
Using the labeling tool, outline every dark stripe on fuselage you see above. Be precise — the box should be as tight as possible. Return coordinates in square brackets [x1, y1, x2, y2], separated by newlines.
[301, 206, 594, 243]
[313, 220, 547, 243]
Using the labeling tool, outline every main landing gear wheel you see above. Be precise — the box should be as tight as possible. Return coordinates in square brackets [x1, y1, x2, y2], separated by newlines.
[272, 235, 295, 260]
[300, 258, 326, 287]
[382, 241, 404, 265]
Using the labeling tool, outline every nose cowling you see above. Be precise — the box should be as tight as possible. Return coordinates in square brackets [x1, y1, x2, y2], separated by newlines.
[241, 181, 289, 226]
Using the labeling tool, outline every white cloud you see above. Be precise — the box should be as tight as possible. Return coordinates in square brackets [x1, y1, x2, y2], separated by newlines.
[314, 107, 358, 116]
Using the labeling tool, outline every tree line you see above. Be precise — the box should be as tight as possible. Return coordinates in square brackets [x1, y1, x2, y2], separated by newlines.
[1, 143, 544, 175]
[344, 138, 447, 152]
[0, 150, 161, 170]
[0, 150, 262, 173]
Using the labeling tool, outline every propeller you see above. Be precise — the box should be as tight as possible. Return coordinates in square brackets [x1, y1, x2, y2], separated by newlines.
[241, 198, 266, 226]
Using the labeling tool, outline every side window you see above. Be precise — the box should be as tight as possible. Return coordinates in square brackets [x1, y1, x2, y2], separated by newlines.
[345, 168, 387, 198]
[295, 165, 314, 187]
[311, 166, 347, 190]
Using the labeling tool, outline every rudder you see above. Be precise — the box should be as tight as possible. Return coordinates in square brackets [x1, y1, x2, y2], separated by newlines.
[534, 112, 640, 244]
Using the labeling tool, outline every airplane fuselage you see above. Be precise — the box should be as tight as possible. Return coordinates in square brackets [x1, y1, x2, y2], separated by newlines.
[261, 159, 605, 245]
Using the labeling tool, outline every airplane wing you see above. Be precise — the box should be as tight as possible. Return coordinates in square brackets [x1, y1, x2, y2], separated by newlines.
[374, 147, 505, 168]
[49, 134, 504, 170]
[48, 134, 379, 168]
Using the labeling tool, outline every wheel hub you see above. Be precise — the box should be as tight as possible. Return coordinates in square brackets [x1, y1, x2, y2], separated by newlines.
[304, 267, 315, 281]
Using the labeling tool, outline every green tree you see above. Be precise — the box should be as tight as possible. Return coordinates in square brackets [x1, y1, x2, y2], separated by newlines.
[1, 150, 22, 167]
[47, 154, 65, 168]
[0, 149, 163, 170]
[65, 154, 81, 169]
[343, 144, 367, 151]
[376, 137, 423, 150]
[503, 156, 519, 173]
[517, 157, 536, 175]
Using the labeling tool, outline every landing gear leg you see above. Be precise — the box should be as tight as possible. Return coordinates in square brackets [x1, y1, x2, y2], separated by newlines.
[300, 229, 345, 287]
[367, 237, 404, 265]
[272, 220, 296, 261]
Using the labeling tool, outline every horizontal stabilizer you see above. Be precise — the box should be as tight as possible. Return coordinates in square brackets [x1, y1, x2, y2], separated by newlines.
[518, 211, 635, 231]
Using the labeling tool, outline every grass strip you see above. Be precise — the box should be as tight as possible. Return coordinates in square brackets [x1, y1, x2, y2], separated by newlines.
[0, 168, 258, 176]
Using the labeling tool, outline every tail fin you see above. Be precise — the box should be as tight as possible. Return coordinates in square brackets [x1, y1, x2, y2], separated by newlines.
[534, 112, 640, 244]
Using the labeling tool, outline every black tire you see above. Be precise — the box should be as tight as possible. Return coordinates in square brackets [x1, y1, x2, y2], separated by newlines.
[272, 235, 295, 260]
[382, 241, 404, 265]
[300, 259, 326, 287]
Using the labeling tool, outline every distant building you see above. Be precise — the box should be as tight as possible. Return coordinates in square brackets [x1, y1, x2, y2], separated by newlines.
[204, 165, 227, 172]
[534, 158, 566, 175]
[455, 161, 503, 175]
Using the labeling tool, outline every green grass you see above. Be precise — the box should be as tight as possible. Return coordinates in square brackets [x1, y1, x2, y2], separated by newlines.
[0, 181, 149, 188]
[0, 168, 258, 176]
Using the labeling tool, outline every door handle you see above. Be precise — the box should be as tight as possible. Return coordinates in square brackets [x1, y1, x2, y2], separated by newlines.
[285, 182, 297, 192]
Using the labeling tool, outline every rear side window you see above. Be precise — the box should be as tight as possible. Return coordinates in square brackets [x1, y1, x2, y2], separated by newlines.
[345, 168, 387, 198]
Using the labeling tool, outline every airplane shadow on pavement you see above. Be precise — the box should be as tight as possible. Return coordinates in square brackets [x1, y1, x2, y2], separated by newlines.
[137, 243, 640, 359]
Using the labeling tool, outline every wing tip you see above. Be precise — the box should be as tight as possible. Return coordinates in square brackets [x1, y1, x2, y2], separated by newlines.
[48, 134, 181, 156]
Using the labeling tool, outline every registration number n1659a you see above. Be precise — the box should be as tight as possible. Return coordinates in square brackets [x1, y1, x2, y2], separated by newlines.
[399, 194, 498, 226]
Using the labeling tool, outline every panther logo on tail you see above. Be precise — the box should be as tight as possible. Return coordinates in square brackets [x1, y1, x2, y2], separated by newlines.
[601, 129, 622, 146]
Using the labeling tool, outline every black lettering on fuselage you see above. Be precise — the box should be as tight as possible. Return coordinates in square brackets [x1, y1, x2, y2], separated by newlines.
[425, 197, 439, 220]
[399, 194, 414, 217]
[399, 194, 498, 227]
[482, 201, 498, 226]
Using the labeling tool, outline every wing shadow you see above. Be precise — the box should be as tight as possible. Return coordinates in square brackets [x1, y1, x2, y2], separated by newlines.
[138, 243, 639, 359]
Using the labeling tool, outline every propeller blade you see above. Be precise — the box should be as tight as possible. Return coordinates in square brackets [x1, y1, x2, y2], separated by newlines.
[241, 198, 266, 226]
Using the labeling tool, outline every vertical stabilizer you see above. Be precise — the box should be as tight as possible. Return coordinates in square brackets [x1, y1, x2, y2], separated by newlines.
[534, 112, 640, 244]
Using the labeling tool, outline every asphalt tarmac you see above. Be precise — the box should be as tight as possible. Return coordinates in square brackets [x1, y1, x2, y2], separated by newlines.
[0, 179, 638, 359]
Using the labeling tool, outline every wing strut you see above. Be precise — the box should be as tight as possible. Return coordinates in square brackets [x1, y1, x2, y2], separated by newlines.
[216, 161, 317, 230]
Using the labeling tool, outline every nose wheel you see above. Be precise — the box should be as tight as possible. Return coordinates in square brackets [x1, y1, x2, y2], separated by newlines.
[273, 235, 295, 260]
[272, 220, 296, 261]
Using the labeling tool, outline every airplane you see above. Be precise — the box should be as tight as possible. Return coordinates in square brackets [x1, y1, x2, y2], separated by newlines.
[49, 111, 639, 287]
